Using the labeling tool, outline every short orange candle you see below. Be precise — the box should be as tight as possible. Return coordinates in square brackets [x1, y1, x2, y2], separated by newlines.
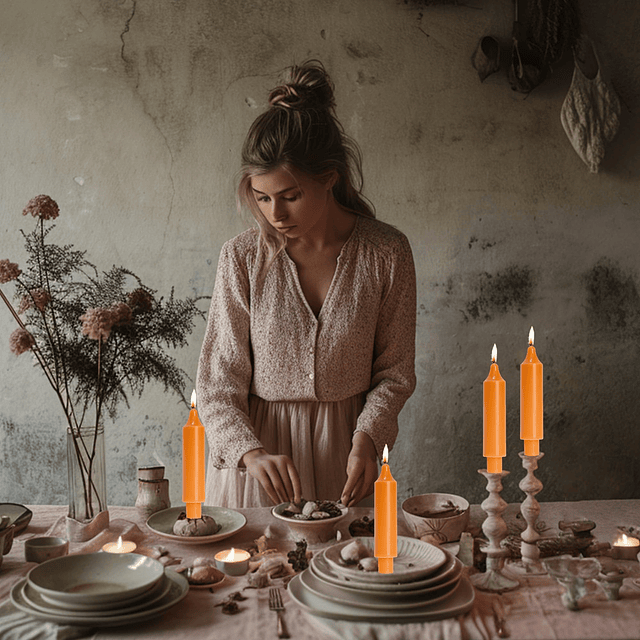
[183, 390, 205, 519]
[374, 444, 397, 574]
[484, 344, 506, 473]
[520, 326, 543, 456]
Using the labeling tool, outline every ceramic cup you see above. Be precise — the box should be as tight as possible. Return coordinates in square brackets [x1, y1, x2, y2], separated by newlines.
[25, 536, 69, 563]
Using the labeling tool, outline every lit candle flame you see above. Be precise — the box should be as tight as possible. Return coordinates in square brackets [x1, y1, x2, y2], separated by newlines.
[615, 533, 640, 547]
[191, 389, 196, 408]
[491, 344, 497, 363]
[116, 536, 124, 550]
[382, 444, 389, 464]
[529, 326, 535, 346]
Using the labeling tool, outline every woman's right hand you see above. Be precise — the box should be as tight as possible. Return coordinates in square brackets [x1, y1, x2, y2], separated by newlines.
[241, 448, 302, 505]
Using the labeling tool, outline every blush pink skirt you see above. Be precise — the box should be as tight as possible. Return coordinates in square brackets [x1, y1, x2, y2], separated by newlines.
[205, 393, 365, 508]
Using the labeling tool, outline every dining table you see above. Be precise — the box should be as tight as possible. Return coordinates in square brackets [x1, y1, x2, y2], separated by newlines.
[1, 499, 639, 640]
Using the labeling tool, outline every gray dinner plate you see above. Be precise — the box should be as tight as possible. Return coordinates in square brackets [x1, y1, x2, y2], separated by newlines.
[288, 571, 475, 623]
[146, 506, 246, 544]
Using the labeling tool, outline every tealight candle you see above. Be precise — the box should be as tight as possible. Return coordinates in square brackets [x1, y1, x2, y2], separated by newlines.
[214, 548, 251, 576]
[612, 533, 640, 560]
[102, 536, 137, 554]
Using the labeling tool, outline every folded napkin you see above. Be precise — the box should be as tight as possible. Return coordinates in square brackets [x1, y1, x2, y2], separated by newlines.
[0, 598, 94, 640]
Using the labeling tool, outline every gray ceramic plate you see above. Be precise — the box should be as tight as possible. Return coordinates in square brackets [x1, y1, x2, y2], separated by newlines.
[11, 570, 188, 627]
[26, 573, 172, 616]
[27, 553, 164, 605]
[324, 536, 447, 583]
[0, 503, 33, 535]
[146, 506, 246, 544]
[310, 554, 462, 599]
[299, 567, 460, 610]
[288, 572, 475, 622]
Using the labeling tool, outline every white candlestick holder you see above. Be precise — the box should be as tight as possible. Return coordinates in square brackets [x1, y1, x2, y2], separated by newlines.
[470, 469, 519, 592]
[517, 451, 546, 573]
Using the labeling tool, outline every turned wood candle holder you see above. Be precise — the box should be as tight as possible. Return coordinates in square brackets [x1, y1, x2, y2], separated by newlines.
[470, 469, 519, 592]
[516, 451, 546, 574]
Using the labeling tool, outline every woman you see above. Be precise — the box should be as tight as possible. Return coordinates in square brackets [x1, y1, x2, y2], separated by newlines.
[196, 60, 416, 509]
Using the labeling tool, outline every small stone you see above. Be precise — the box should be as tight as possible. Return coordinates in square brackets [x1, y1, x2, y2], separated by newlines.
[312, 511, 331, 519]
[302, 501, 318, 517]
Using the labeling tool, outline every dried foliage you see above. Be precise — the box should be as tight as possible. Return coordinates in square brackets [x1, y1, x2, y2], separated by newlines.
[528, 0, 581, 66]
[1, 196, 206, 519]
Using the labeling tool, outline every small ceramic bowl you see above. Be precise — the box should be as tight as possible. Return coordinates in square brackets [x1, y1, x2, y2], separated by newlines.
[271, 502, 348, 545]
[401, 493, 470, 543]
[24, 536, 69, 564]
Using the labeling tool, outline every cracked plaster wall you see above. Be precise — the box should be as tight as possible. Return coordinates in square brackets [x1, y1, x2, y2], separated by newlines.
[1, 0, 640, 509]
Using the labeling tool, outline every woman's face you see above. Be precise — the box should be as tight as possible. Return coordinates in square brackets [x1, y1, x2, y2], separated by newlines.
[250, 165, 333, 239]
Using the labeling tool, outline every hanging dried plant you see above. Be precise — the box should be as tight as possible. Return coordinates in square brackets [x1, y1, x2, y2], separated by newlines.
[529, 0, 581, 66]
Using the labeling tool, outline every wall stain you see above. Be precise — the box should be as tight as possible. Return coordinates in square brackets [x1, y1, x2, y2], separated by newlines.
[344, 40, 382, 59]
[585, 258, 640, 335]
[464, 265, 534, 322]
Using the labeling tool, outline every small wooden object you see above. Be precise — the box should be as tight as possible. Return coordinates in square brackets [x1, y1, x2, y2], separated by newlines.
[471, 469, 519, 592]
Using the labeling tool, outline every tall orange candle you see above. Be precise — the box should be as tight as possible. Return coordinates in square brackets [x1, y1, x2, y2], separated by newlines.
[374, 444, 397, 574]
[484, 344, 506, 473]
[183, 390, 205, 519]
[520, 326, 543, 456]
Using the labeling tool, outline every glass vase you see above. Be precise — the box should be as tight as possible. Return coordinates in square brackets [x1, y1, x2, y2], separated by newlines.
[66, 425, 108, 524]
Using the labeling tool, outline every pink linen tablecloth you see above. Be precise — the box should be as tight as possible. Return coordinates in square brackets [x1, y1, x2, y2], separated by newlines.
[1, 501, 639, 640]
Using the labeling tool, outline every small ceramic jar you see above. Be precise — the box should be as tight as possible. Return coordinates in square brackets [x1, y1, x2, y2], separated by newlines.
[135, 466, 170, 518]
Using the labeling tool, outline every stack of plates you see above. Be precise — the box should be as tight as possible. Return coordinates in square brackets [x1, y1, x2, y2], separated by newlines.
[288, 536, 475, 623]
[10, 552, 188, 627]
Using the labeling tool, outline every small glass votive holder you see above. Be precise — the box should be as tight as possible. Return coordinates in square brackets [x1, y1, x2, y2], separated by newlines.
[214, 548, 251, 576]
[25, 537, 69, 563]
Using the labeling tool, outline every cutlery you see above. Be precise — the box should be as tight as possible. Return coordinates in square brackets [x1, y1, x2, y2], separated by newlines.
[493, 596, 509, 638]
[269, 587, 290, 639]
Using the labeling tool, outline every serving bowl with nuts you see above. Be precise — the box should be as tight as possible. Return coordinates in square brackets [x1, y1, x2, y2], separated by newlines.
[271, 499, 348, 545]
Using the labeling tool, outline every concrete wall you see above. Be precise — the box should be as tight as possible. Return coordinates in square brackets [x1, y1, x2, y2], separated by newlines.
[1, 0, 639, 509]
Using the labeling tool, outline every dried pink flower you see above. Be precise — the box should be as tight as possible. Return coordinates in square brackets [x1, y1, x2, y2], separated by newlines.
[0, 259, 22, 284]
[110, 302, 132, 326]
[22, 195, 60, 221]
[10, 328, 36, 355]
[127, 288, 154, 313]
[19, 288, 51, 314]
[80, 307, 116, 341]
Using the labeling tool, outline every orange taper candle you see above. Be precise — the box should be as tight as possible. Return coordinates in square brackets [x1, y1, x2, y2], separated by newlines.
[484, 344, 506, 473]
[183, 390, 205, 519]
[374, 444, 397, 574]
[520, 326, 543, 456]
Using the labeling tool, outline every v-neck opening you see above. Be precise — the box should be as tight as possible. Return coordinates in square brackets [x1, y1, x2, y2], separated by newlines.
[284, 215, 360, 321]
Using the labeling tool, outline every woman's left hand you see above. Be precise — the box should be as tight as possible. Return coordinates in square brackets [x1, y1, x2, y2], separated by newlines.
[340, 431, 378, 507]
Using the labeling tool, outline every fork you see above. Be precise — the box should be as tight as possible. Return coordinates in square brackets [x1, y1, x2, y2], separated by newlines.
[269, 587, 290, 639]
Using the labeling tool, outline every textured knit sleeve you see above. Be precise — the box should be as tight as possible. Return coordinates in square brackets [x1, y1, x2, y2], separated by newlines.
[354, 233, 417, 459]
[196, 238, 263, 469]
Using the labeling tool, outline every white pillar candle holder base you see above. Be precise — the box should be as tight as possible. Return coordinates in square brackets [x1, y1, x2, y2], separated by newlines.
[470, 469, 520, 593]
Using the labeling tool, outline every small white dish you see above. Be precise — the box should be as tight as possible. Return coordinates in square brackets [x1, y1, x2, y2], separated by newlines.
[146, 506, 246, 544]
[11, 570, 188, 627]
[27, 553, 164, 605]
[323, 536, 447, 584]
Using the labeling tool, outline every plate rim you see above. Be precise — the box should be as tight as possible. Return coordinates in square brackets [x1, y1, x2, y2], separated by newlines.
[145, 505, 247, 544]
[11, 570, 189, 627]
[323, 536, 448, 583]
[299, 568, 460, 610]
[311, 549, 459, 591]
[287, 572, 475, 623]
[24, 573, 172, 617]
[0, 503, 33, 535]
[26, 552, 164, 604]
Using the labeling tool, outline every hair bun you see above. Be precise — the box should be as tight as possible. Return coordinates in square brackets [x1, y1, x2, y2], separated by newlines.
[268, 60, 336, 111]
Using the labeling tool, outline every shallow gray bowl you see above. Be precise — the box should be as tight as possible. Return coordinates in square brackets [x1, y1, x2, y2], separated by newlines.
[27, 552, 164, 605]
